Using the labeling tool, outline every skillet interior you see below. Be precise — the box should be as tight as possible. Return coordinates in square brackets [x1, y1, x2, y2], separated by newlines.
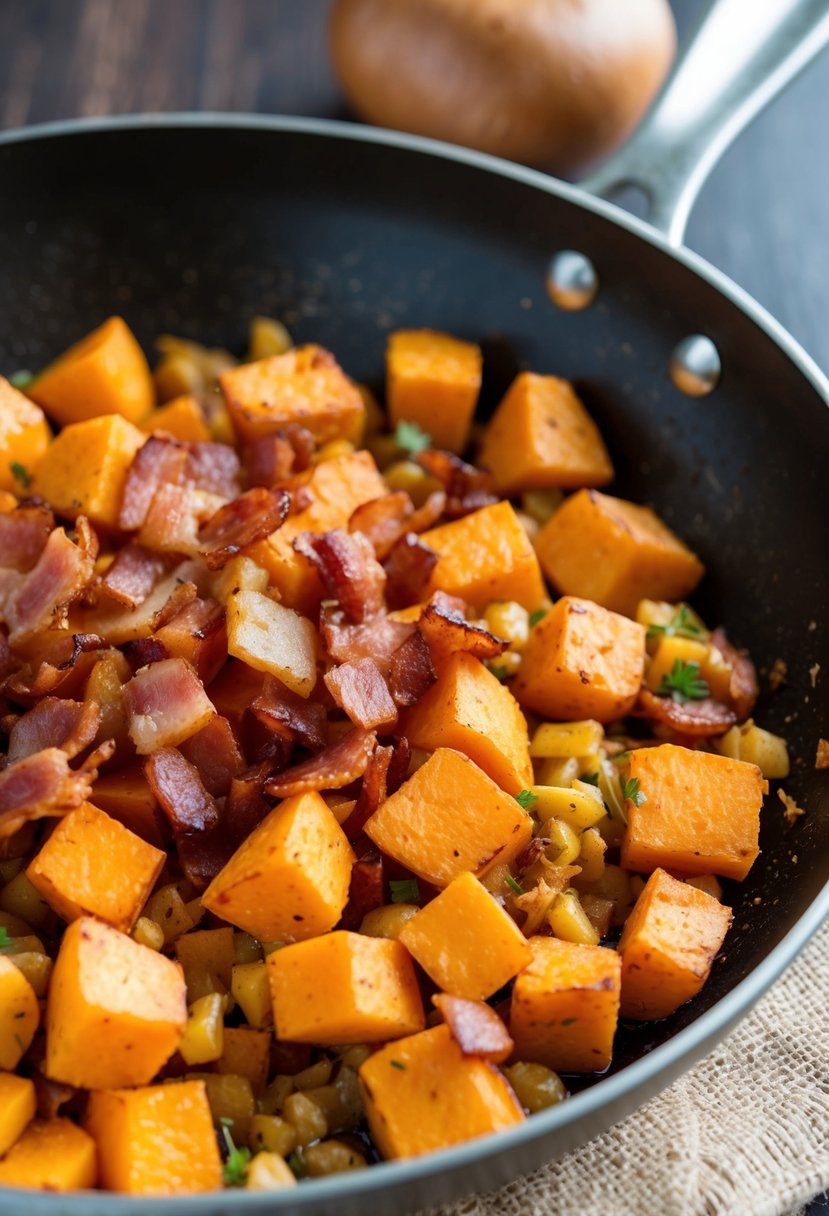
[0, 118, 826, 1214]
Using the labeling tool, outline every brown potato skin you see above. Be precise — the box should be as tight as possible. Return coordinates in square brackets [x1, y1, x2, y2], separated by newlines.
[329, 0, 676, 175]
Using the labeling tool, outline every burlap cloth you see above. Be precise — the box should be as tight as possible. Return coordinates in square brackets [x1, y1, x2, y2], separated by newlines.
[435, 915, 829, 1216]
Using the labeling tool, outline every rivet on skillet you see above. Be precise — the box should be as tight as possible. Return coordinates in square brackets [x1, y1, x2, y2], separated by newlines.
[546, 251, 598, 311]
[669, 334, 722, 397]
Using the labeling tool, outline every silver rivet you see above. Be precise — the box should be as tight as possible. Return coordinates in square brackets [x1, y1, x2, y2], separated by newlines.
[669, 334, 721, 397]
[546, 250, 598, 311]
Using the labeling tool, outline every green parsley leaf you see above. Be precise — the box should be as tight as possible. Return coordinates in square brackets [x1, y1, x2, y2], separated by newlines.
[0, 926, 12, 952]
[646, 604, 704, 642]
[528, 608, 548, 628]
[287, 1151, 308, 1179]
[581, 772, 600, 787]
[515, 789, 538, 810]
[9, 370, 35, 390]
[390, 1059, 407, 1070]
[394, 419, 431, 455]
[9, 461, 31, 489]
[620, 776, 647, 808]
[390, 877, 420, 904]
[505, 875, 525, 895]
[657, 658, 710, 703]
[219, 1120, 251, 1187]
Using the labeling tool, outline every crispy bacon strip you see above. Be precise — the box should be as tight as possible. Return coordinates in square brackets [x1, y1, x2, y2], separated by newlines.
[144, 747, 220, 834]
[265, 727, 376, 798]
[185, 441, 240, 499]
[99, 544, 175, 609]
[119, 436, 188, 530]
[294, 529, 386, 623]
[710, 627, 759, 721]
[250, 675, 327, 752]
[198, 487, 290, 569]
[0, 504, 55, 572]
[349, 492, 414, 561]
[341, 741, 393, 840]
[636, 687, 736, 738]
[324, 658, 398, 731]
[8, 697, 101, 763]
[153, 595, 227, 686]
[417, 450, 498, 518]
[383, 533, 438, 610]
[4, 633, 104, 702]
[122, 656, 215, 754]
[8, 525, 96, 645]
[387, 631, 437, 708]
[418, 591, 507, 667]
[321, 605, 415, 676]
[339, 848, 384, 930]
[149, 580, 199, 632]
[138, 482, 201, 554]
[225, 760, 272, 845]
[179, 715, 245, 798]
[433, 994, 514, 1063]
[243, 427, 314, 487]
[0, 741, 113, 839]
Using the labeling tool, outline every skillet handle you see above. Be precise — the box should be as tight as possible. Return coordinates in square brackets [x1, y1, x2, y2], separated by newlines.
[579, 0, 829, 246]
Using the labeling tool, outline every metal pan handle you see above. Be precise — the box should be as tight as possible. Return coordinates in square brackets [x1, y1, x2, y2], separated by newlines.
[580, 0, 829, 246]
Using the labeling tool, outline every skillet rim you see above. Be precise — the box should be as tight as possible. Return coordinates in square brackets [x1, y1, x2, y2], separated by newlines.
[0, 111, 826, 1213]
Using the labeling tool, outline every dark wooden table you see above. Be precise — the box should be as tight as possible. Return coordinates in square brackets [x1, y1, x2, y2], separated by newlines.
[1, 1, 827, 1212]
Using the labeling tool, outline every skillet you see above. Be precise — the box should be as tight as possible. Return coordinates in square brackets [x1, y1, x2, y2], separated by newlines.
[0, 0, 828, 1212]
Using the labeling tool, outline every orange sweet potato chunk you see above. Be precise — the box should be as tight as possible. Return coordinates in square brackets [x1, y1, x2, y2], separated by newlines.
[141, 394, 211, 442]
[401, 652, 533, 795]
[618, 868, 733, 1020]
[28, 316, 154, 427]
[0, 957, 39, 1069]
[534, 489, 705, 617]
[365, 748, 533, 888]
[86, 1080, 221, 1195]
[621, 744, 767, 880]
[91, 764, 167, 847]
[0, 1073, 36, 1157]
[45, 917, 187, 1089]
[513, 595, 645, 722]
[510, 936, 621, 1073]
[269, 931, 425, 1043]
[215, 1026, 272, 1094]
[478, 372, 613, 496]
[386, 329, 482, 454]
[359, 1024, 524, 1160]
[399, 870, 531, 999]
[27, 801, 165, 933]
[0, 1118, 97, 1191]
[219, 343, 365, 445]
[32, 414, 146, 529]
[421, 500, 546, 612]
[0, 376, 51, 494]
[202, 791, 355, 941]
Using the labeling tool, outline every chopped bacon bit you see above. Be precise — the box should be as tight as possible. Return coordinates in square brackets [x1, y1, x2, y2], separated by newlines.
[816, 738, 829, 770]
[250, 675, 327, 752]
[383, 533, 438, 610]
[407, 490, 447, 533]
[265, 727, 376, 798]
[123, 638, 168, 671]
[138, 481, 201, 554]
[4, 633, 104, 702]
[417, 450, 498, 518]
[99, 544, 175, 609]
[324, 658, 398, 731]
[7, 526, 96, 646]
[8, 697, 101, 763]
[418, 590, 507, 667]
[294, 529, 386, 623]
[341, 742, 392, 840]
[179, 715, 245, 798]
[349, 492, 414, 560]
[385, 735, 412, 796]
[339, 848, 384, 930]
[198, 487, 290, 569]
[225, 761, 271, 844]
[0, 742, 112, 840]
[516, 837, 549, 874]
[243, 427, 315, 487]
[387, 631, 437, 708]
[149, 581, 199, 632]
[73, 515, 99, 563]
[153, 596, 227, 687]
[119, 436, 188, 531]
[433, 993, 514, 1063]
[176, 825, 233, 890]
[0, 504, 55, 572]
[122, 656, 216, 754]
[635, 686, 736, 738]
[184, 442, 240, 499]
[710, 627, 759, 721]
[144, 747, 219, 834]
[321, 605, 415, 676]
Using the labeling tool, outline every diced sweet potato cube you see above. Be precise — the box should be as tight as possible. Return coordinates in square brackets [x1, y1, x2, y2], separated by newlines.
[123, 656, 216, 753]
[220, 343, 365, 446]
[0, 1118, 97, 1191]
[208, 659, 266, 733]
[85, 1080, 221, 1195]
[215, 1026, 272, 1094]
[91, 765, 167, 847]
[0, 377, 51, 494]
[621, 744, 767, 880]
[618, 868, 733, 1020]
[365, 747, 532, 888]
[226, 589, 317, 698]
[513, 595, 645, 722]
[399, 871, 530, 999]
[175, 927, 235, 1001]
[0, 1072, 36, 1156]
[421, 501, 546, 612]
[246, 450, 387, 612]
[202, 791, 354, 941]
[45, 917, 186, 1088]
[510, 936, 621, 1073]
[141, 394, 211, 442]
[359, 1023, 523, 1159]
[534, 489, 705, 617]
[270, 931, 424, 1043]
[26, 801, 164, 933]
[31, 414, 146, 529]
[401, 653, 532, 795]
[478, 373, 613, 495]
[386, 329, 482, 454]
[0, 956, 39, 1068]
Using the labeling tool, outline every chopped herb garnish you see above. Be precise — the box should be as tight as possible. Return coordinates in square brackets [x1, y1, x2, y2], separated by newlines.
[528, 608, 547, 628]
[581, 772, 600, 786]
[488, 663, 511, 682]
[390, 1059, 407, 1070]
[9, 461, 31, 489]
[0, 926, 11, 952]
[646, 604, 703, 642]
[620, 776, 647, 807]
[9, 370, 35, 390]
[287, 1151, 308, 1179]
[505, 875, 525, 895]
[657, 658, 710, 703]
[515, 789, 538, 810]
[394, 419, 431, 455]
[219, 1119, 251, 1187]
[390, 877, 420, 904]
